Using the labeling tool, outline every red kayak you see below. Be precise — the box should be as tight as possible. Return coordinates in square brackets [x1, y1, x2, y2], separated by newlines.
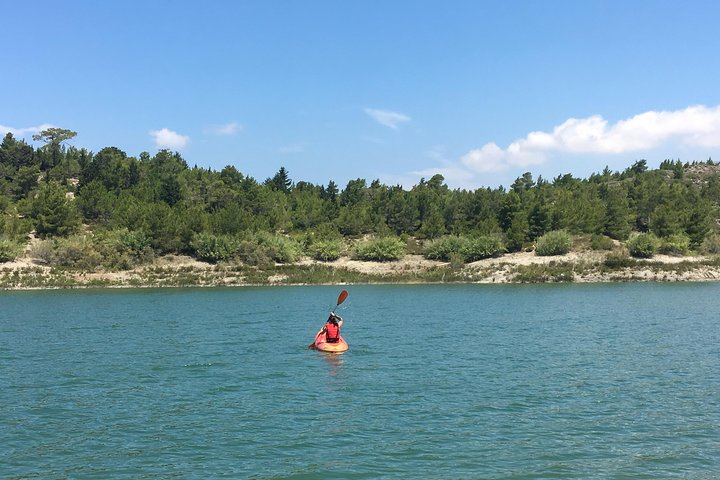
[312, 331, 349, 353]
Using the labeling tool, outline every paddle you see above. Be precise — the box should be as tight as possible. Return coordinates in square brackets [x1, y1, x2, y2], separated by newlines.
[333, 289, 349, 313]
[309, 290, 349, 349]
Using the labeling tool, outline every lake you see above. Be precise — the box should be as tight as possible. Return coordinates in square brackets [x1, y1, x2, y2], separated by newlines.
[1, 284, 719, 479]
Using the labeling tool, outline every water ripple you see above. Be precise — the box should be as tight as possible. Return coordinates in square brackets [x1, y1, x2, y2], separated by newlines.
[0, 284, 718, 478]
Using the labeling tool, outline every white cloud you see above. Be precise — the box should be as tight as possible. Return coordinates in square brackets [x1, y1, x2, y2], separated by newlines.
[204, 122, 243, 136]
[461, 105, 720, 174]
[0, 123, 56, 137]
[364, 108, 411, 129]
[149, 128, 190, 150]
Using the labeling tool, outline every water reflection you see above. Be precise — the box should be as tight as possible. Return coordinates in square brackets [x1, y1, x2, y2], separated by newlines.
[321, 352, 344, 377]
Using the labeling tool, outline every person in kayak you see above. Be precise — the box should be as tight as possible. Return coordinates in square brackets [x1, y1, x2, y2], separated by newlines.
[320, 312, 343, 343]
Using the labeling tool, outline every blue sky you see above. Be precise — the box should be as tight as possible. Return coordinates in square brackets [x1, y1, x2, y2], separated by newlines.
[3, 0, 720, 190]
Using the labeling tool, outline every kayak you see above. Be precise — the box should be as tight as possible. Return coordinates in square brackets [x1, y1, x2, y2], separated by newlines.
[312, 331, 349, 353]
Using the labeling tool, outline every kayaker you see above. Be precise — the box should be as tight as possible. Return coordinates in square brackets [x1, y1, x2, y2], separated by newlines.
[320, 312, 343, 343]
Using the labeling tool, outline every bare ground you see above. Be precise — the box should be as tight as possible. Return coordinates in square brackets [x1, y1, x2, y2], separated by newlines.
[3, 249, 720, 289]
[316, 251, 720, 283]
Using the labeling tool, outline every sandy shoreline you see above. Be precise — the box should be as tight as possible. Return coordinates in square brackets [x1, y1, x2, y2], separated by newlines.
[2, 249, 720, 290]
[326, 251, 720, 283]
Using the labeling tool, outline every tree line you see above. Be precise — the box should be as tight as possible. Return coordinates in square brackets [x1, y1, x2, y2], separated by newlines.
[1, 129, 719, 267]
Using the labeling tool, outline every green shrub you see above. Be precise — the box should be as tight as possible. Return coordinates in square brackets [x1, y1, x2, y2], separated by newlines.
[701, 233, 720, 255]
[117, 230, 153, 255]
[658, 233, 690, 256]
[460, 235, 505, 262]
[423, 236, 465, 261]
[354, 236, 406, 262]
[2, 208, 33, 242]
[448, 252, 465, 270]
[590, 234, 614, 251]
[423, 235, 505, 263]
[254, 232, 302, 263]
[0, 237, 21, 263]
[603, 252, 637, 270]
[191, 232, 237, 263]
[535, 230, 572, 256]
[30, 240, 54, 265]
[95, 229, 155, 270]
[626, 232, 660, 258]
[32, 235, 103, 270]
[233, 233, 302, 265]
[236, 240, 273, 267]
[307, 239, 343, 261]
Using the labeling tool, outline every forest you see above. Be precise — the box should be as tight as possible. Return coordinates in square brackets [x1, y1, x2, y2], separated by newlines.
[1, 128, 720, 270]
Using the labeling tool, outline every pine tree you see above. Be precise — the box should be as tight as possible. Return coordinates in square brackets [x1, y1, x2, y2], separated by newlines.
[266, 166, 292, 193]
[31, 181, 81, 237]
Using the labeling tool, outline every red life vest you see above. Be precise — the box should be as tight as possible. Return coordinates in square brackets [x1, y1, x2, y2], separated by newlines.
[325, 321, 340, 342]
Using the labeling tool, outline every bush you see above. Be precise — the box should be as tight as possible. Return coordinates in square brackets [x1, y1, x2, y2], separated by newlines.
[590, 234, 614, 251]
[32, 235, 102, 270]
[535, 230, 572, 256]
[603, 252, 637, 270]
[448, 252, 465, 271]
[701, 233, 720, 255]
[423, 235, 505, 263]
[307, 239, 343, 261]
[232, 233, 302, 265]
[626, 232, 660, 258]
[191, 232, 237, 263]
[354, 236, 406, 262]
[0, 237, 21, 263]
[512, 262, 576, 283]
[460, 235, 505, 262]
[2, 208, 33, 242]
[254, 232, 302, 263]
[423, 236, 465, 261]
[94, 229, 155, 270]
[658, 233, 690, 256]
[30, 240, 54, 265]
[236, 240, 273, 267]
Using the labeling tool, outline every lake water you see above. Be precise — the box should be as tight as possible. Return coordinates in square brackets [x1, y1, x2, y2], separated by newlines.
[1, 284, 719, 479]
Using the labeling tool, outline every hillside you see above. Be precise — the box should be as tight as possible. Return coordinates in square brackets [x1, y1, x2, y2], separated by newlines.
[3, 130, 720, 287]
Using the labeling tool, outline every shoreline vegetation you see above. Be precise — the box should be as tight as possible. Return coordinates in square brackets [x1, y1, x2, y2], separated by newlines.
[3, 128, 720, 289]
[3, 238, 720, 290]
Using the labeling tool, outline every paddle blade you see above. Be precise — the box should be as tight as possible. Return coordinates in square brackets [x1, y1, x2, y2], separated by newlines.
[337, 289, 349, 306]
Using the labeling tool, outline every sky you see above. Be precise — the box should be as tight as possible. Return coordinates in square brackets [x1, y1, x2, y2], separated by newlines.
[2, 0, 720, 190]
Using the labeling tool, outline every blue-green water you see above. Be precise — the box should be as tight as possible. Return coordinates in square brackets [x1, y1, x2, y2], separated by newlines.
[1, 284, 719, 479]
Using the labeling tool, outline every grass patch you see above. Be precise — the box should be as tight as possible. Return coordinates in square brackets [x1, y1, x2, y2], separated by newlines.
[0, 268, 76, 289]
[601, 253, 638, 271]
[510, 261, 578, 283]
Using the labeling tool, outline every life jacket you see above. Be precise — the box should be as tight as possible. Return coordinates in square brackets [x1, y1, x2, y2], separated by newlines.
[325, 320, 340, 343]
